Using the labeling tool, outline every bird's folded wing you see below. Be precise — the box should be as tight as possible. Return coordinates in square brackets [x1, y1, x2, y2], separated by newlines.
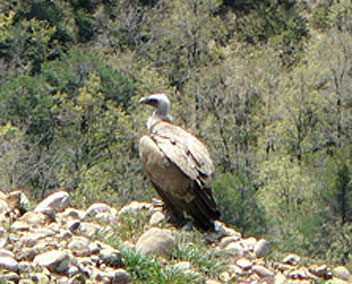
[151, 122, 214, 181]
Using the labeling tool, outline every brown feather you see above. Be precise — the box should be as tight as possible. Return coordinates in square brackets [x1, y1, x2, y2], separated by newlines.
[139, 121, 220, 230]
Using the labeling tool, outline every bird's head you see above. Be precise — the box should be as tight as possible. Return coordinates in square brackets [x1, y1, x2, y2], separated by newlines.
[139, 93, 170, 116]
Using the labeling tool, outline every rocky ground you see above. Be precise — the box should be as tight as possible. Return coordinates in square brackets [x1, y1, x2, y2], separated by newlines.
[0, 190, 351, 283]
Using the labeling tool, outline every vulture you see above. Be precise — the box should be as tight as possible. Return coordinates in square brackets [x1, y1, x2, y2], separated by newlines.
[139, 94, 220, 230]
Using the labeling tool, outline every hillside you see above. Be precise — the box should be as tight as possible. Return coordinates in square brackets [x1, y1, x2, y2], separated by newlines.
[1, 0, 352, 268]
[0, 190, 351, 283]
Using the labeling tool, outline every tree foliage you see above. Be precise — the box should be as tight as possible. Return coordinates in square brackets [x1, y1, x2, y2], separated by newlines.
[1, 0, 352, 266]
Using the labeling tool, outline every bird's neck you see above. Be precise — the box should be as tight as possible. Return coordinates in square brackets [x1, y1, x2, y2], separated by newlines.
[147, 111, 173, 130]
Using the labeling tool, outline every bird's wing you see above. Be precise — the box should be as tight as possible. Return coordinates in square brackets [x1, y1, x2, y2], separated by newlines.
[151, 121, 214, 183]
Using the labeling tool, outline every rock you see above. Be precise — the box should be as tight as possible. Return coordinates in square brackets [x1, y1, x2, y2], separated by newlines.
[88, 242, 100, 254]
[224, 241, 243, 256]
[252, 264, 275, 278]
[282, 253, 301, 265]
[0, 199, 9, 212]
[214, 221, 240, 236]
[109, 268, 131, 284]
[11, 220, 30, 231]
[135, 228, 177, 258]
[59, 207, 86, 220]
[327, 278, 350, 284]
[274, 272, 287, 284]
[240, 237, 257, 251]
[67, 236, 90, 256]
[287, 268, 309, 279]
[99, 249, 123, 267]
[95, 212, 115, 223]
[20, 212, 48, 226]
[333, 266, 352, 281]
[227, 264, 244, 275]
[34, 250, 71, 273]
[173, 261, 191, 270]
[236, 258, 252, 271]
[220, 235, 241, 248]
[67, 219, 81, 232]
[309, 264, 332, 279]
[77, 222, 101, 238]
[34, 191, 69, 213]
[254, 239, 271, 258]
[0, 248, 14, 258]
[6, 190, 30, 212]
[87, 203, 111, 216]
[119, 201, 152, 215]
[0, 256, 18, 271]
[205, 280, 222, 284]
[219, 271, 232, 282]
[149, 211, 165, 226]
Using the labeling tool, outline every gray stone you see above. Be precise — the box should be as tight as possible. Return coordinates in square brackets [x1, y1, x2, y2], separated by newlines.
[77, 222, 100, 238]
[109, 268, 131, 284]
[0, 256, 18, 271]
[333, 266, 352, 281]
[254, 239, 271, 258]
[274, 272, 286, 284]
[309, 264, 332, 279]
[60, 207, 86, 220]
[11, 220, 30, 232]
[119, 201, 152, 215]
[20, 212, 47, 226]
[0, 248, 14, 258]
[87, 203, 111, 216]
[219, 271, 232, 282]
[67, 219, 81, 232]
[34, 191, 69, 213]
[6, 190, 30, 211]
[135, 228, 177, 258]
[0, 199, 9, 212]
[89, 242, 100, 254]
[149, 211, 165, 226]
[227, 264, 244, 276]
[236, 258, 252, 271]
[214, 221, 240, 236]
[225, 241, 244, 256]
[240, 237, 257, 251]
[67, 236, 90, 256]
[252, 264, 275, 278]
[34, 250, 71, 273]
[220, 235, 241, 248]
[282, 253, 301, 265]
[99, 249, 123, 267]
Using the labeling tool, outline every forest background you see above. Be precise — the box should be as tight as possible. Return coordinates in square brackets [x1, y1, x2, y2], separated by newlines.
[0, 0, 351, 267]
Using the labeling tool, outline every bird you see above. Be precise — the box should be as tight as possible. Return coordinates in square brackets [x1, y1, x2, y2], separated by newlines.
[139, 93, 220, 230]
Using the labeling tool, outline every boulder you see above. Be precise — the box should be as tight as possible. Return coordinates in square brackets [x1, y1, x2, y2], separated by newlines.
[252, 264, 275, 278]
[149, 211, 165, 226]
[254, 239, 271, 258]
[0, 256, 18, 271]
[119, 201, 152, 215]
[109, 268, 131, 284]
[236, 258, 252, 271]
[34, 191, 69, 213]
[34, 250, 71, 273]
[87, 203, 111, 216]
[333, 266, 352, 282]
[135, 228, 177, 258]
[99, 249, 123, 268]
[282, 253, 301, 265]
[67, 236, 91, 256]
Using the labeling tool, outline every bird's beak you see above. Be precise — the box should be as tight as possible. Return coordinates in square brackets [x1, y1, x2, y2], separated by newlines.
[139, 97, 157, 106]
[139, 97, 148, 104]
